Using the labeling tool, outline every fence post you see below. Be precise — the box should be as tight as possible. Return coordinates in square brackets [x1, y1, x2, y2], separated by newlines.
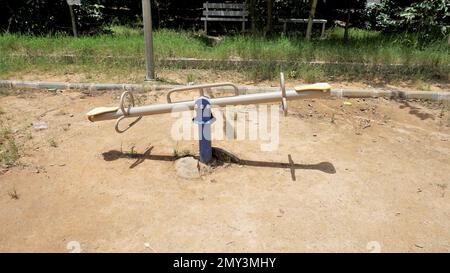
[142, 0, 155, 80]
[68, 4, 78, 37]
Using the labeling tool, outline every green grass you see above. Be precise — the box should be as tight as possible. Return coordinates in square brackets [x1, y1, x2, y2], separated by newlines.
[172, 148, 193, 159]
[8, 187, 19, 200]
[0, 121, 19, 167]
[0, 26, 448, 82]
[48, 138, 58, 148]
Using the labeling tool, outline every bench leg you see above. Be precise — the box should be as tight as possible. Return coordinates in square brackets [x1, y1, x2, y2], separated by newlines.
[283, 22, 287, 33]
[242, 21, 245, 32]
[204, 20, 207, 34]
[321, 23, 325, 38]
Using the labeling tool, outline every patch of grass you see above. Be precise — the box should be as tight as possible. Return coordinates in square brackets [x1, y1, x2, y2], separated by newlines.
[244, 63, 278, 82]
[436, 183, 447, 197]
[0, 123, 19, 167]
[0, 26, 448, 82]
[173, 148, 192, 159]
[123, 145, 137, 157]
[297, 65, 326, 83]
[186, 73, 195, 83]
[0, 88, 12, 97]
[8, 188, 19, 200]
[48, 138, 58, 148]
[1, 139, 18, 166]
[413, 78, 432, 91]
[134, 94, 147, 106]
[25, 132, 33, 140]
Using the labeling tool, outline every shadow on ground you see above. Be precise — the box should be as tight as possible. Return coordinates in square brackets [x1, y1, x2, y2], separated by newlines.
[396, 99, 435, 120]
[102, 146, 336, 181]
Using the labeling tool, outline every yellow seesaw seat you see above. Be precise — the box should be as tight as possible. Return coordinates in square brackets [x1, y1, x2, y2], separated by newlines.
[86, 107, 118, 122]
[294, 83, 331, 92]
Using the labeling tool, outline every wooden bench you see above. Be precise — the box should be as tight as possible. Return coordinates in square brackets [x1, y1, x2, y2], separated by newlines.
[201, 2, 248, 34]
[279, 18, 327, 37]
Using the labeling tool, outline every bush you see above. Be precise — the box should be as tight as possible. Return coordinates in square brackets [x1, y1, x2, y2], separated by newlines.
[0, 0, 108, 35]
[365, 0, 449, 41]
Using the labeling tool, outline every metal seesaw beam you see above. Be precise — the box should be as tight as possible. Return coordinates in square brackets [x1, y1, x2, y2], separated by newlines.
[86, 73, 331, 164]
[87, 85, 330, 123]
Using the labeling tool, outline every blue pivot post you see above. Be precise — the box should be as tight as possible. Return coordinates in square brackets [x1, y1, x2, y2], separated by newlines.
[193, 96, 215, 164]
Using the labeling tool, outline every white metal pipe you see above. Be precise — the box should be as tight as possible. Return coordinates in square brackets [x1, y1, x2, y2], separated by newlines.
[166, 82, 239, 103]
[88, 89, 329, 122]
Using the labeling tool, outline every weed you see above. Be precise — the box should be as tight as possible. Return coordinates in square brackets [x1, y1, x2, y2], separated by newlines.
[48, 138, 58, 148]
[124, 145, 137, 157]
[186, 73, 195, 84]
[1, 139, 18, 166]
[8, 188, 19, 200]
[173, 148, 192, 159]
[437, 183, 447, 197]
[0, 123, 19, 167]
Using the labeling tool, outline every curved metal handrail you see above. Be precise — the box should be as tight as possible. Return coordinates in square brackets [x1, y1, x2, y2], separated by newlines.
[166, 82, 240, 103]
[114, 91, 143, 133]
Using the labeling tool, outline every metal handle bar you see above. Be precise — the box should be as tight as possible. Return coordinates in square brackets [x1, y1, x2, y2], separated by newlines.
[166, 82, 240, 103]
[115, 91, 143, 133]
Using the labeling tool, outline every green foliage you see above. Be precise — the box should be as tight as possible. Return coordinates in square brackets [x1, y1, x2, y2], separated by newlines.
[0, 0, 109, 34]
[400, 0, 449, 36]
[366, 0, 449, 40]
[1, 0, 448, 39]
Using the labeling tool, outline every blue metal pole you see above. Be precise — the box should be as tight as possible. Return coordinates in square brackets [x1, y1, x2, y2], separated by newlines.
[193, 96, 215, 164]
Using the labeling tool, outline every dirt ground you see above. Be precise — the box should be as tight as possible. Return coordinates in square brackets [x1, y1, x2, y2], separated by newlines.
[0, 87, 449, 253]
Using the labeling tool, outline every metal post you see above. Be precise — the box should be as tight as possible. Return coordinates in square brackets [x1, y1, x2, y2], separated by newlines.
[193, 97, 215, 164]
[321, 22, 326, 38]
[204, 2, 208, 34]
[142, 0, 155, 80]
[68, 4, 78, 37]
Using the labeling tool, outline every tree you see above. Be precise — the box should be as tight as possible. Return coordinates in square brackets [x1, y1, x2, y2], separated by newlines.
[305, 0, 318, 40]
[366, 0, 448, 40]
[266, 0, 273, 33]
[343, 0, 351, 41]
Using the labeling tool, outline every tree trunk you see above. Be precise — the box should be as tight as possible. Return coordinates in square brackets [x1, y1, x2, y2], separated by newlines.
[68, 4, 78, 37]
[266, 0, 273, 34]
[154, 0, 161, 29]
[305, 0, 318, 41]
[344, 0, 351, 42]
[248, 0, 256, 34]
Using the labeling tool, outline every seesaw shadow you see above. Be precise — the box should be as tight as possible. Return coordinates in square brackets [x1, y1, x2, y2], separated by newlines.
[396, 99, 434, 121]
[102, 146, 336, 181]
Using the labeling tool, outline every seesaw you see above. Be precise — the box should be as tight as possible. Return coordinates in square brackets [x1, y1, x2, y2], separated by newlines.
[87, 73, 331, 163]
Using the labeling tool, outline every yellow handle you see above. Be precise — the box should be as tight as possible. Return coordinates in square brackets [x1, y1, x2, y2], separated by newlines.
[86, 107, 119, 122]
[294, 83, 331, 92]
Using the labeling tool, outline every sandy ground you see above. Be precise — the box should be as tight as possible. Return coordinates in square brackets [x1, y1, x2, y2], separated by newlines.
[0, 88, 449, 253]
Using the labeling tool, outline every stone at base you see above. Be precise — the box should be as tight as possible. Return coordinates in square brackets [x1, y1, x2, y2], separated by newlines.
[175, 157, 200, 179]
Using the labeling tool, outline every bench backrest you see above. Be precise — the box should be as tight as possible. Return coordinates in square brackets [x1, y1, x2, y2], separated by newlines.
[203, 2, 248, 18]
